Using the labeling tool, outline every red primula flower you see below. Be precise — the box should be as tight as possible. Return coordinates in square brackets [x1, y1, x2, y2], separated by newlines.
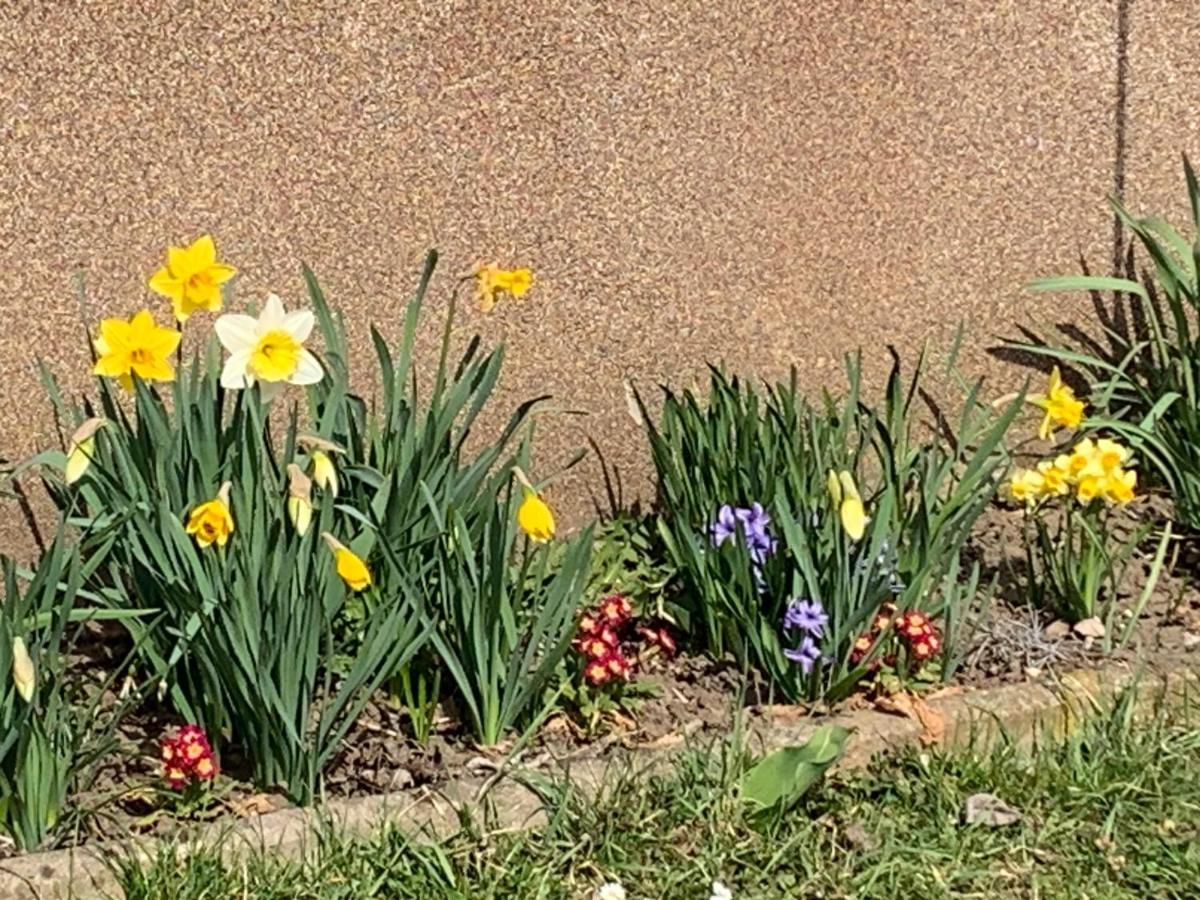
[160, 724, 218, 790]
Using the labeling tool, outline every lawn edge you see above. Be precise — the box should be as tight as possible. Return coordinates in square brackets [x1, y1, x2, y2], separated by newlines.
[1, 655, 1195, 900]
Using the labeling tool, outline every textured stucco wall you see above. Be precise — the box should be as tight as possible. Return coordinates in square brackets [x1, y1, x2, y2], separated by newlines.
[0, 0, 1192, 553]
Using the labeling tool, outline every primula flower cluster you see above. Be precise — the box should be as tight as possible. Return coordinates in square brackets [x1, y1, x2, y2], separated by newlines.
[848, 601, 896, 666]
[847, 604, 940, 668]
[894, 609, 942, 661]
[574, 594, 675, 686]
[1009, 437, 1136, 506]
[781, 598, 827, 674]
[160, 724, 218, 790]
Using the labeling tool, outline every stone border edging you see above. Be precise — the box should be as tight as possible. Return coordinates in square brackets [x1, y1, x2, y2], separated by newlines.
[1, 658, 1195, 900]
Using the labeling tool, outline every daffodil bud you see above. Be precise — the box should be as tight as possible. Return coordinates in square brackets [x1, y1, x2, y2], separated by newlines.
[512, 467, 555, 543]
[64, 418, 106, 485]
[298, 435, 344, 499]
[321, 532, 371, 591]
[286, 463, 313, 536]
[836, 471, 868, 541]
[310, 450, 338, 498]
[826, 469, 842, 507]
[11, 637, 34, 704]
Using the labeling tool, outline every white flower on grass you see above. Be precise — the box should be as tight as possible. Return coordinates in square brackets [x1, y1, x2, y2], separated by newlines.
[214, 293, 323, 400]
[593, 883, 626, 900]
[710, 881, 733, 900]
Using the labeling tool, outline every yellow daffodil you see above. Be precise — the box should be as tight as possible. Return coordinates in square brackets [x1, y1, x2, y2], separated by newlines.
[322, 533, 371, 591]
[286, 464, 313, 536]
[214, 294, 323, 401]
[837, 470, 868, 541]
[513, 467, 555, 542]
[92, 310, 182, 392]
[1035, 458, 1071, 497]
[1062, 438, 1097, 479]
[1093, 438, 1128, 473]
[185, 482, 234, 549]
[475, 264, 534, 312]
[1103, 468, 1137, 504]
[1009, 468, 1047, 503]
[1028, 366, 1086, 440]
[11, 637, 34, 704]
[64, 418, 106, 484]
[148, 235, 237, 322]
[299, 435, 344, 498]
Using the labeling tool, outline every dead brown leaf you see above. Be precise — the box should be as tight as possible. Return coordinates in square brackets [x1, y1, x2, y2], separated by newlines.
[753, 703, 810, 721]
[873, 692, 944, 745]
[227, 793, 275, 817]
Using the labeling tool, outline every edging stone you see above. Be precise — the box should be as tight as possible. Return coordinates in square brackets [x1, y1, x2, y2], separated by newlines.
[1, 658, 1194, 900]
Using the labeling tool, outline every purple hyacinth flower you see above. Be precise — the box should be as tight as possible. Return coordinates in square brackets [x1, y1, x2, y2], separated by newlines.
[710, 505, 739, 546]
[784, 636, 822, 675]
[782, 598, 828, 637]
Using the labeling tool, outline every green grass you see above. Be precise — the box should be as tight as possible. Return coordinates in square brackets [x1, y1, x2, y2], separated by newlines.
[115, 696, 1200, 899]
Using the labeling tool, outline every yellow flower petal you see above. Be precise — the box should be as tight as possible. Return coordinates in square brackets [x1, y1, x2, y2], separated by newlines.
[322, 533, 371, 590]
[517, 489, 555, 542]
[839, 496, 867, 541]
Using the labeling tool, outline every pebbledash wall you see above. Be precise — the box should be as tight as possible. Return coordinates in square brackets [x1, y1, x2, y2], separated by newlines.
[0, 0, 1196, 553]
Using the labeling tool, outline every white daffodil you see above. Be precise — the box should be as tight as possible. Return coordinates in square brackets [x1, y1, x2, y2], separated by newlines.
[214, 294, 323, 400]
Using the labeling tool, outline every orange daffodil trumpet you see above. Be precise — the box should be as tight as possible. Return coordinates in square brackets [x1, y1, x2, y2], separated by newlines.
[475, 264, 534, 313]
[322, 533, 371, 591]
[214, 294, 323, 401]
[513, 467, 555, 542]
[93, 310, 182, 392]
[286, 464, 314, 537]
[64, 417, 106, 484]
[185, 482, 235, 549]
[1028, 366, 1086, 441]
[148, 235, 238, 322]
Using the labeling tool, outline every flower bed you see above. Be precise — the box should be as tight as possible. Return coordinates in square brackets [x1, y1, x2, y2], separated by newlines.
[5, 167, 1200, 861]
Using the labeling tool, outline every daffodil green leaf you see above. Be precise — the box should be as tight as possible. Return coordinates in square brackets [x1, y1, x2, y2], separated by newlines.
[1025, 275, 1147, 300]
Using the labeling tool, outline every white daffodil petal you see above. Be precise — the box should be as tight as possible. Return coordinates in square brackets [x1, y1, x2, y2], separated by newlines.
[260, 293, 287, 328]
[220, 349, 253, 389]
[282, 309, 315, 343]
[214, 314, 259, 352]
[291, 349, 324, 385]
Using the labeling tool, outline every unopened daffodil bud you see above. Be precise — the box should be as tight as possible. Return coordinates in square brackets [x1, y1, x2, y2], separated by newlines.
[11, 637, 34, 704]
[513, 467, 555, 543]
[286, 463, 313, 536]
[322, 532, 371, 591]
[837, 470, 868, 541]
[299, 434, 343, 498]
[64, 418, 106, 485]
[826, 469, 842, 507]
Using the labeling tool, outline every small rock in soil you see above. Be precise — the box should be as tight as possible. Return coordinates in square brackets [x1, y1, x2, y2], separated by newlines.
[1043, 620, 1071, 639]
[1183, 632, 1200, 651]
[1072, 617, 1106, 639]
[963, 792, 1022, 827]
[843, 822, 879, 851]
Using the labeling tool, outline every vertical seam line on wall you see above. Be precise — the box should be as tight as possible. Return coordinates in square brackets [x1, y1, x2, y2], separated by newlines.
[1111, 0, 1131, 274]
